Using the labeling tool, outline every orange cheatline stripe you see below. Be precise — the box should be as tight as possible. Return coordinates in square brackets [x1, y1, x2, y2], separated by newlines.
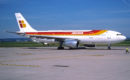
[25, 30, 107, 36]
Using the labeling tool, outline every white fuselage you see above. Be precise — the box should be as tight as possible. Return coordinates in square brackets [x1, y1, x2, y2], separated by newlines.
[24, 30, 126, 44]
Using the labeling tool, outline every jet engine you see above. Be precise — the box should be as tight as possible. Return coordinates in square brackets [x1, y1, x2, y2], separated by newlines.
[63, 40, 79, 48]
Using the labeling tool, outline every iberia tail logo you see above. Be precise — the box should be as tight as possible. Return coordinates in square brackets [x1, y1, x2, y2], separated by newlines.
[19, 20, 26, 28]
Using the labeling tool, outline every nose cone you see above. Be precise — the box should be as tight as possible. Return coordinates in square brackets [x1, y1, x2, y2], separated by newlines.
[121, 36, 127, 41]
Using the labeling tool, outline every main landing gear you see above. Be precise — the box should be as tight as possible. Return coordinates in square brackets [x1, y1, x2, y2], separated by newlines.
[57, 41, 64, 50]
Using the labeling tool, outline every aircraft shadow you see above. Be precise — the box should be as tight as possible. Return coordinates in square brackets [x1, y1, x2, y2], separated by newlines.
[24, 47, 124, 50]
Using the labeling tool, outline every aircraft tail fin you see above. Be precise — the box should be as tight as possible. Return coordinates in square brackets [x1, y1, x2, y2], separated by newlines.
[15, 13, 37, 32]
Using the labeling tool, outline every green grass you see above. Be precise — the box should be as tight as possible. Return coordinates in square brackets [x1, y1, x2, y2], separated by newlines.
[0, 40, 130, 47]
[112, 40, 130, 46]
[0, 42, 60, 47]
[95, 40, 130, 46]
[0, 42, 43, 47]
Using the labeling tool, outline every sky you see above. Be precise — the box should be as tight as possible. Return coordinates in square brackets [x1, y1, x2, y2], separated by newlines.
[0, 0, 130, 38]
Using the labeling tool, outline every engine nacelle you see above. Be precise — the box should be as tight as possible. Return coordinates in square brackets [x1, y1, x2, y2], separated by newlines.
[31, 38, 55, 44]
[63, 40, 79, 48]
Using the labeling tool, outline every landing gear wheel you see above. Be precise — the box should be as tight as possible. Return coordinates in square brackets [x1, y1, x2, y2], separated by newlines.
[108, 46, 111, 50]
[57, 41, 64, 50]
[108, 44, 111, 50]
[69, 47, 73, 50]
[57, 47, 64, 50]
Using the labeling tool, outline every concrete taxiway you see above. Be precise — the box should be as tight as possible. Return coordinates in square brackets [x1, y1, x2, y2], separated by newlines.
[0, 47, 130, 80]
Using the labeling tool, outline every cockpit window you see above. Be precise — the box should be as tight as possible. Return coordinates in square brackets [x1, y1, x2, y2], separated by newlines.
[117, 34, 122, 36]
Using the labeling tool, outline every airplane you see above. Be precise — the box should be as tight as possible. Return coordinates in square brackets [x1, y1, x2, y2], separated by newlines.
[15, 13, 126, 50]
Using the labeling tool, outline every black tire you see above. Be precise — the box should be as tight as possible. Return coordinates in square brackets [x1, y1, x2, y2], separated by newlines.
[57, 47, 64, 50]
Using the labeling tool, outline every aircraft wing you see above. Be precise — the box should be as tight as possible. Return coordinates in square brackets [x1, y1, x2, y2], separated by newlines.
[29, 35, 76, 41]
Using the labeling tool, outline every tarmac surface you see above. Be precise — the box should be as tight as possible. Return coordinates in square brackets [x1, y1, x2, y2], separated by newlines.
[0, 47, 130, 80]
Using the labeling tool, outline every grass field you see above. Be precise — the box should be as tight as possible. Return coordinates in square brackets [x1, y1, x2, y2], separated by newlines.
[0, 40, 130, 47]
[0, 42, 58, 47]
[111, 40, 130, 46]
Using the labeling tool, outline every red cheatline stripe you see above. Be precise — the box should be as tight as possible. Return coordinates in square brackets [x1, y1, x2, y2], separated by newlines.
[26, 32, 72, 35]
